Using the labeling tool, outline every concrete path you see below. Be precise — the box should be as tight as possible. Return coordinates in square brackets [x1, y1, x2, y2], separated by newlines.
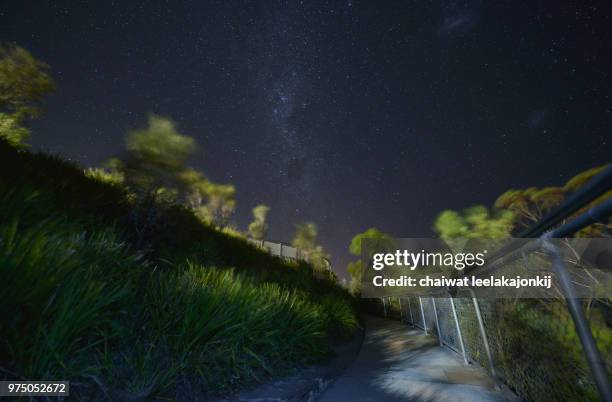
[317, 315, 518, 402]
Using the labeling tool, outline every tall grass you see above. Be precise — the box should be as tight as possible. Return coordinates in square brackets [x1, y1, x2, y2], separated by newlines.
[0, 139, 358, 398]
[0, 214, 137, 380]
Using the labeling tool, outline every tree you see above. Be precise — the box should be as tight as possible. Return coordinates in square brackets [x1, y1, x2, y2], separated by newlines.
[494, 164, 610, 236]
[346, 260, 364, 295]
[494, 187, 564, 229]
[248, 204, 270, 240]
[0, 43, 54, 144]
[292, 222, 331, 275]
[179, 168, 236, 228]
[292, 222, 318, 251]
[107, 115, 238, 228]
[349, 227, 395, 257]
[195, 180, 236, 228]
[433, 206, 515, 241]
[347, 228, 395, 294]
[433, 164, 610, 241]
[114, 115, 196, 198]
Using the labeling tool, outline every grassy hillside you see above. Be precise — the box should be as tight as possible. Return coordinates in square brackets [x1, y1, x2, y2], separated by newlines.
[0, 139, 358, 399]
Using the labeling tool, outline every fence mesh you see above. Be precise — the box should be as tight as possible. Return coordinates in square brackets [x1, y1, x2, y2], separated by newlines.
[432, 297, 462, 353]
[370, 293, 610, 402]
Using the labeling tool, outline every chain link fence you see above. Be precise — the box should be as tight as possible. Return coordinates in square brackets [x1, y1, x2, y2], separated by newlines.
[372, 291, 611, 402]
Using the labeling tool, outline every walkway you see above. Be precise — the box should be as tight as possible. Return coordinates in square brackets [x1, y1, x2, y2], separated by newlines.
[317, 315, 518, 402]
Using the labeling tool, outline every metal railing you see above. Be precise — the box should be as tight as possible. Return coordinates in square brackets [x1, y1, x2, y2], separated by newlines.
[374, 165, 612, 402]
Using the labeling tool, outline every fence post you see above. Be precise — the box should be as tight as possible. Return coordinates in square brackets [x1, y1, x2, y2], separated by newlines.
[382, 297, 387, 317]
[544, 240, 612, 402]
[419, 296, 428, 334]
[398, 297, 403, 322]
[469, 290, 499, 386]
[407, 297, 414, 326]
[449, 294, 469, 365]
[431, 297, 443, 347]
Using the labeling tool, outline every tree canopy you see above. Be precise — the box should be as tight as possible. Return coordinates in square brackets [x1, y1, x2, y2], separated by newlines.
[113, 114, 196, 196]
[0, 43, 54, 144]
[292, 222, 332, 276]
[248, 204, 270, 240]
[346, 227, 395, 294]
[493, 163, 610, 235]
[433, 206, 515, 241]
[105, 115, 237, 228]
[435, 163, 610, 240]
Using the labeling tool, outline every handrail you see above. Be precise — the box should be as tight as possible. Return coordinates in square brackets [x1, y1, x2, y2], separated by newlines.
[469, 165, 612, 275]
[519, 164, 612, 237]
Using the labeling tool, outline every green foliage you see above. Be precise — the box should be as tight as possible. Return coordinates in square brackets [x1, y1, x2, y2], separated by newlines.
[563, 164, 609, 192]
[346, 228, 395, 294]
[84, 167, 125, 187]
[495, 187, 564, 228]
[248, 204, 270, 240]
[292, 222, 332, 275]
[0, 194, 138, 380]
[0, 112, 30, 146]
[220, 224, 246, 239]
[484, 300, 608, 402]
[347, 260, 364, 295]
[434, 164, 610, 241]
[104, 116, 237, 228]
[115, 114, 196, 196]
[193, 180, 236, 228]
[292, 222, 319, 251]
[316, 294, 360, 339]
[0, 43, 55, 118]
[179, 168, 237, 227]
[0, 43, 54, 144]
[429, 164, 612, 243]
[144, 264, 331, 392]
[348, 227, 395, 257]
[562, 164, 612, 236]
[433, 205, 515, 241]
[493, 163, 611, 235]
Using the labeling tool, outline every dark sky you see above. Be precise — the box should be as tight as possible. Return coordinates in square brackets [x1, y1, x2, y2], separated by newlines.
[2, 1, 611, 279]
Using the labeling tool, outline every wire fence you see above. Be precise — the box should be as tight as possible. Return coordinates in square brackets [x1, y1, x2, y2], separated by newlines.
[372, 293, 610, 402]
[364, 166, 612, 402]
[246, 239, 307, 261]
[246, 239, 333, 272]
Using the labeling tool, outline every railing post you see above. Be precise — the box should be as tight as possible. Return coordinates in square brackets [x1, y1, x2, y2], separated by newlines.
[407, 297, 414, 326]
[431, 297, 443, 347]
[419, 296, 428, 334]
[544, 240, 612, 402]
[398, 297, 403, 322]
[382, 297, 387, 317]
[449, 294, 469, 365]
[469, 289, 499, 386]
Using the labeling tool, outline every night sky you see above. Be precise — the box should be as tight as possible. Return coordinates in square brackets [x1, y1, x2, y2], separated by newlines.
[2, 1, 611, 279]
